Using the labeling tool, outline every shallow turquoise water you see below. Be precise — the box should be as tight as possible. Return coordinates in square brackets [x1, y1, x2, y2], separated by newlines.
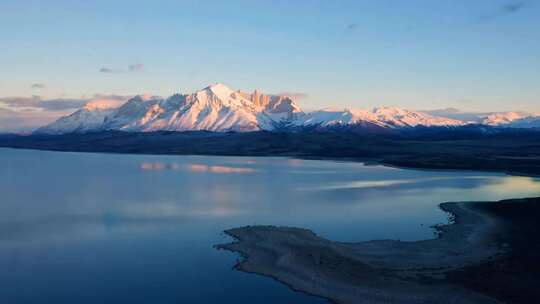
[1, 148, 539, 303]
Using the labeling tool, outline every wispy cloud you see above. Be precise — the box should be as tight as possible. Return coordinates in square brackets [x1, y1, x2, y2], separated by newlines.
[99, 67, 120, 73]
[100, 63, 145, 74]
[0, 105, 68, 133]
[346, 23, 358, 30]
[0, 96, 88, 111]
[0, 94, 132, 132]
[0, 94, 130, 112]
[502, 1, 527, 13]
[128, 63, 145, 72]
[30, 83, 46, 89]
[481, 1, 529, 20]
[276, 92, 308, 100]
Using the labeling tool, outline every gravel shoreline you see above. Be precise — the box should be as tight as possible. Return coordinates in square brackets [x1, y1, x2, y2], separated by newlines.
[216, 199, 539, 304]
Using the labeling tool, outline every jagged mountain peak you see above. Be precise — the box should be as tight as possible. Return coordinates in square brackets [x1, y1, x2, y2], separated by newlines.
[370, 106, 464, 127]
[201, 83, 235, 99]
[37, 84, 480, 135]
[482, 111, 533, 126]
[83, 99, 124, 111]
[127, 94, 160, 103]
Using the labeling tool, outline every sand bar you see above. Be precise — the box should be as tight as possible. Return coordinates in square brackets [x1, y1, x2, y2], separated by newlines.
[217, 202, 511, 304]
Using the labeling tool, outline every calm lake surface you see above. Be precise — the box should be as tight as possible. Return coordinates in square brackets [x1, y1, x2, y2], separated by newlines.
[1, 148, 539, 304]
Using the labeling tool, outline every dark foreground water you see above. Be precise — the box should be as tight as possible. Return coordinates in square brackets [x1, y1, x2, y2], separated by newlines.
[1, 148, 539, 304]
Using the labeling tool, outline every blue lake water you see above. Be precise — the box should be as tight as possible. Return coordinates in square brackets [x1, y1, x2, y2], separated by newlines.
[1, 148, 539, 303]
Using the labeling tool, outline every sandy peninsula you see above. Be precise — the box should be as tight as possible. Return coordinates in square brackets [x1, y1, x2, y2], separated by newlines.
[217, 198, 540, 304]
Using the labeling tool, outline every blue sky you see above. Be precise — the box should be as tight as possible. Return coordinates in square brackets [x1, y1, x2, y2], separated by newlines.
[1, 0, 539, 117]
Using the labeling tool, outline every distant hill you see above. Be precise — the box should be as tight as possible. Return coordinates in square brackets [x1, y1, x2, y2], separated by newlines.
[2, 128, 540, 176]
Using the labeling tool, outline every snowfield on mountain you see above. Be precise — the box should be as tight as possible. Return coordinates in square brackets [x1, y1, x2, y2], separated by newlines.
[35, 83, 538, 135]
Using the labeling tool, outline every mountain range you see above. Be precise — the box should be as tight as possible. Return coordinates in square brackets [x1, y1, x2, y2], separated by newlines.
[36, 83, 540, 135]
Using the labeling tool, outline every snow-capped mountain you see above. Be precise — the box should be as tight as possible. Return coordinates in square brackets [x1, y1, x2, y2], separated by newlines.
[421, 108, 487, 123]
[482, 112, 533, 126]
[36, 100, 118, 135]
[295, 107, 382, 128]
[35, 83, 476, 135]
[504, 116, 540, 128]
[295, 107, 463, 129]
[423, 108, 540, 128]
[476, 111, 540, 128]
[371, 107, 464, 127]
[37, 83, 302, 134]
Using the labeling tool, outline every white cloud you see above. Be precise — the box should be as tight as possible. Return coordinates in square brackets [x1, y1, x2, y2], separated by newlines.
[100, 63, 145, 73]
[30, 83, 46, 89]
